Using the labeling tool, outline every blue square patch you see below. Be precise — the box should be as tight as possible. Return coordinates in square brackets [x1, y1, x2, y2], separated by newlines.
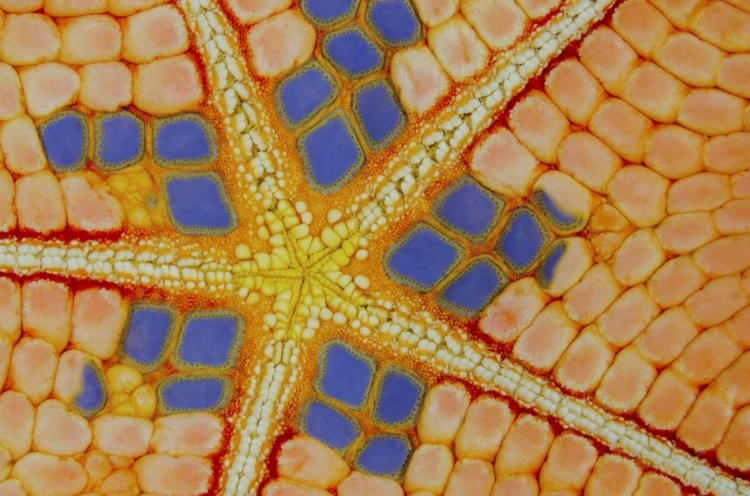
[439, 257, 509, 317]
[153, 114, 216, 167]
[384, 223, 464, 292]
[372, 366, 425, 427]
[495, 207, 551, 274]
[157, 375, 230, 414]
[174, 311, 244, 370]
[39, 111, 88, 172]
[323, 26, 384, 79]
[164, 172, 237, 235]
[314, 340, 376, 410]
[299, 399, 361, 453]
[276, 61, 338, 129]
[353, 434, 413, 479]
[433, 177, 504, 243]
[120, 303, 176, 371]
[352, 80, 405, 150]
[366, 0, 422, 48]
[94, 112, 144, 171]
[301, 0, 360, 27]
[298, 110, 365, 193]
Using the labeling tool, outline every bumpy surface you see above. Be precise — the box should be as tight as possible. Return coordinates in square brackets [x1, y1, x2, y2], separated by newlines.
[0, 0, 748, 495]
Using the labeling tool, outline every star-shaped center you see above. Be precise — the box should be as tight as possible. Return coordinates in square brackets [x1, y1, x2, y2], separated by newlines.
[232, 199, 372, 341]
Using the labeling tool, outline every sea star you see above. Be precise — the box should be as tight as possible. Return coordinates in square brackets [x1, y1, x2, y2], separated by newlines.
[0, 0, 748, 495]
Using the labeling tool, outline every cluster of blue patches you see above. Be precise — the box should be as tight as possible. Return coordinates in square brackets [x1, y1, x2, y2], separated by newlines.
[150, 114, 236, 235]
[385, 177, 507, 317]
[39, 110, 216, 172]
[278, 0, 421, 193]
[299, 0, 421, 48]
[385, 176, 572, 317]
[298, 339, 425, 479]
[37, 109, 236, 236]
[117, 303, 244, 414]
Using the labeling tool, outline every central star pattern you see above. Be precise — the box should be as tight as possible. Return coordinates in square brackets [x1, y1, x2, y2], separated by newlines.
[233, 200, 371, 342]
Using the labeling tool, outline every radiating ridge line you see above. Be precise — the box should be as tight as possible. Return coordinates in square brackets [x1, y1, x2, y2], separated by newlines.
[352, 297, 749, 496]
[223, 339, 300, 496]
[178, 0, 294, 210]
[0, 237, 234, 292]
